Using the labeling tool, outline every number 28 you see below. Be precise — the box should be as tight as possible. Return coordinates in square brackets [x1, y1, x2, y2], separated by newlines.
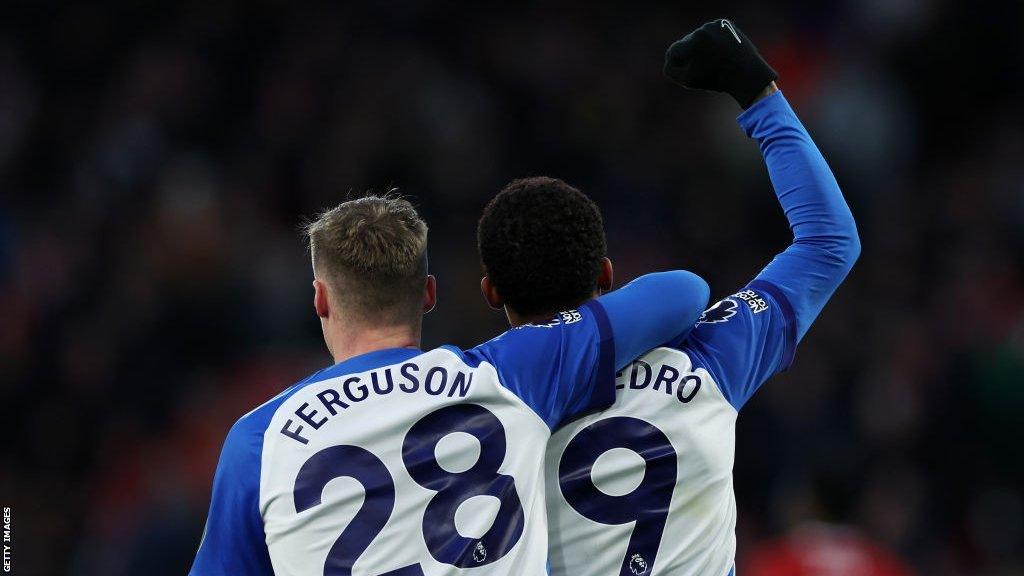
[293, 404, 525, 575]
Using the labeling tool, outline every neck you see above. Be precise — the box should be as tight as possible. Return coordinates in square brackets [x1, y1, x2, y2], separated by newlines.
[505, 309, 547, 328]
[325, 320, 422, 364]
[505, 301, 587, 328]
[505, 289, 603, 328]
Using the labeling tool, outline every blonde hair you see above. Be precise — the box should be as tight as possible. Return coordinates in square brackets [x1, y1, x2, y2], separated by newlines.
[305, 195, 428, 324]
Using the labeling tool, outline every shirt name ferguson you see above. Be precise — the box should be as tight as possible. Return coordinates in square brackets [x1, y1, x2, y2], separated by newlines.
[280, 362, 474, 444]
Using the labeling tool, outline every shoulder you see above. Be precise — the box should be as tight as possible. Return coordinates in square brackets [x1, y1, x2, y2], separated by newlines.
[222, 367, 333, 464]
[667, 281, 797, 410]
[687, 281, 795, 365]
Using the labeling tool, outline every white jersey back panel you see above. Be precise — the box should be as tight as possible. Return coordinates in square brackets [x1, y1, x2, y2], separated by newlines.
[261, 348, 551, 575]
[545, 282, 798, 576]
[545, 347, 738, 576]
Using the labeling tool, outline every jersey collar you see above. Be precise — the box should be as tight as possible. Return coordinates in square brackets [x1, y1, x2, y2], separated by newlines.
[313, 347, 424, 383]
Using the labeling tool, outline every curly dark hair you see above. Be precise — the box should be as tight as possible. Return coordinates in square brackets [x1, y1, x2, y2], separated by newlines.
[477, 176, 607, 317]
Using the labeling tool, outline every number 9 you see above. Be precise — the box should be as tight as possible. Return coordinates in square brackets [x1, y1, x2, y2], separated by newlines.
[558, 417, 677, 576]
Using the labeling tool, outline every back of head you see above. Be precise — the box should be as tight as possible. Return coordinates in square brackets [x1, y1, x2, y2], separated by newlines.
[477, 177, 607, 317]
[306, 195, 428, 326]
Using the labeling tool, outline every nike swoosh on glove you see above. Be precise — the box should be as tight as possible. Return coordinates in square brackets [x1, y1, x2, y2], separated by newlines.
[664, 19, 778, 109]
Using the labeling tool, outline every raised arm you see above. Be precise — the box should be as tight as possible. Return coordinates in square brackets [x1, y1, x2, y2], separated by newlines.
[665, 18, 859, 343]
[741, 85, 860, 341]
[660, 19, 859, 409]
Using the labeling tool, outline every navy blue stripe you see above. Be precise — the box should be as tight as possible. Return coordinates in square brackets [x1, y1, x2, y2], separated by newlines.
[748, 279, 797, 370]
[581, 299, 616, 413]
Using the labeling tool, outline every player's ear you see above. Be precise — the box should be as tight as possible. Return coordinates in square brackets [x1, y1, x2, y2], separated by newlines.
[480, 275, 504, 310]
[422, 274, 437, 314]
[313, 279, 330, 318]
[597, 257, 614, 294]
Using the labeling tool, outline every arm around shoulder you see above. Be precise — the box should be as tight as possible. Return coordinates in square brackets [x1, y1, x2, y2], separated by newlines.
[596, 269, 711, 369]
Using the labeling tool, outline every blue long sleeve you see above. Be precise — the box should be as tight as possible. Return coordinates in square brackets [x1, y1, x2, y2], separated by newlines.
[596, 270, 711, 369]
[738, 90, 860, 342]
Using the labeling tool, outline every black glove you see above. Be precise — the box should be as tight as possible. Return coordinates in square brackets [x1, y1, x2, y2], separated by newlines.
[664, 19, 778, 109]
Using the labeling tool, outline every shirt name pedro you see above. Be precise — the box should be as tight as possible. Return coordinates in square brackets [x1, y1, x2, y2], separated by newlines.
[616, 358, 704, 404]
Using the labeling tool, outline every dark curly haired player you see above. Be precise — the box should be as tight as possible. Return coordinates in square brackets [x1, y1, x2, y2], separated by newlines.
[477, 19, 860, 576]
[478, 176, 610, 321]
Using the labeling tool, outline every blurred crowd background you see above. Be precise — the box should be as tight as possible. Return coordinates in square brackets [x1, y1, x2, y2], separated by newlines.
[2, 1, 1022, 574]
